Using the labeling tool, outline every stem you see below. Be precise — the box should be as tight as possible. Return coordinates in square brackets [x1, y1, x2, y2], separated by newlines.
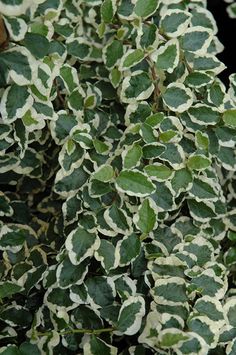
[35, 327, 115, 337]
[140, 233, 148, 241]
[147, 57, 160, 111]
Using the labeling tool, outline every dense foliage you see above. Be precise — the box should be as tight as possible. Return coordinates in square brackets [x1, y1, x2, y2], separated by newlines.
[0, 0, 236, 354]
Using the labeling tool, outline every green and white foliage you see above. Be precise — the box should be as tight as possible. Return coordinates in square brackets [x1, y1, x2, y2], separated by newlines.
[0, 0, 236, 354]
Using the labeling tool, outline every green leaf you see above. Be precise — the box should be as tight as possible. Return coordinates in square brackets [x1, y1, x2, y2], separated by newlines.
[0, 46, 37, 85]
[24, 33, 50, 59]
[159, 330, 189, 347]
[103, 40, 123, 69]
[155, 39, 179, 73]
[121, 71, 154, 103]
[152, 277, 188, 304]
[3, 15, 27, 41]
[65, 227, 100, 265]
[181, 26, 212, 54]
[116, 233, 141, 266]
[67, 38, 91, 60]
[120, 49, 144, 70]
[101, 0, 116, 23]
[134, 0, 159, 18]
[110, 67, 122, 88]
[104, 205, 133, 235]
[0, 84, 33, 123]
[160, 9, 191, 37]
[188, 104, 220, 125]
[93, 164, 114, 182]
[0, 282, 22, 299]
[162, 83, 193, 113]
[122, 144, 142, 169]
[117, 296, 145, 335]
[144, 164, 172, 180]
[187, 155, 211, 171]
[116, 170, 156, 197]
[185, 71, 213, 88]
[86, 276, 115, 307]
[223, 109, 236, 127]
[84, 335, 118, 355]
[134, 199, 157, 233]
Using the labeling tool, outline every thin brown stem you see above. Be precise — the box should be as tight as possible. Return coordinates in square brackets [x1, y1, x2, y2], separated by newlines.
[35, 327, 115, 337]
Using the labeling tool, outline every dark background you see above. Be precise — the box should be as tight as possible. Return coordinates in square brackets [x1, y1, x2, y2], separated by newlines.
[207, 0, 236, 86]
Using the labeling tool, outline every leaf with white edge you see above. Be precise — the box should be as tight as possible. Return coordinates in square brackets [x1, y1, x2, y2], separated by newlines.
[189, 176, 218, 202]
[185, 71, 213, 88]
[119, 49, 144, 71]
[65, 227, 100, 266]
[24, 32, 50, 59]
[116, 170, 156, 197]
[116, 233, 141, 267]
[68, 89, 84, 113]
[138, 310, 162, 348]
[158, 329, 189, 348]
[160, 9, 191, 38]
[188, 199, 216, 222]
[0, 192, 13, 217]
[191, 269, 226, 299]
[67, 38, 91, 60]
[0, 225, 26, 252]
[93, 139, 111, 154]
[122, 144, 142, 169]
[86, 276, 115, 308]
[101, 0, 117, 23]
[94, 239, 117, 272]
[180, 26, 213, 54]
[151, 181, 175, 212]
[104, 205, 133, 235]
[0, 85, 33, 124]
[188, 104, 220, 125]
[193, 54, 226, 75]
[84, 335, 118, 355]
[0, 0, 32, 16]
[142, 143, 165, 159]
[56, 256, 88, 289]
[145, 112, 164, 127]
[54, 167, 88, 197]
[134, 0, 159, 18]
[160, 143, 185, 169]
[155, 38, 180, 73]
[93, 164, 114, 182]
[117, 296, 145, 335]
[144, 164, 173, 181]
[187, 154, 211, 171]
[120, 71, 154, 104]
[227, 2, 236, 18]
[134, 198, 157, 234]
[50, 111, 77, 145]
[3, 15, 27, 41]
[0, 305, 32, 327]
[0, 282, 22, 299]
[194, 296, 224, 324]
[195, 130, 209, 150]
[224, 299, 236, 328]
[59, 64, 80, 94]
[223, 109, 236, 128]
[0, 46, 37, 85]
[103, 40, 124, 69]
[151, 277, 188, 305]
[162, 83, 193, 113]
[187, 315, 218, 347]
[191, 7, 217, 34]
[110, 68, 122, 88]
[170, 168, 192, 196]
